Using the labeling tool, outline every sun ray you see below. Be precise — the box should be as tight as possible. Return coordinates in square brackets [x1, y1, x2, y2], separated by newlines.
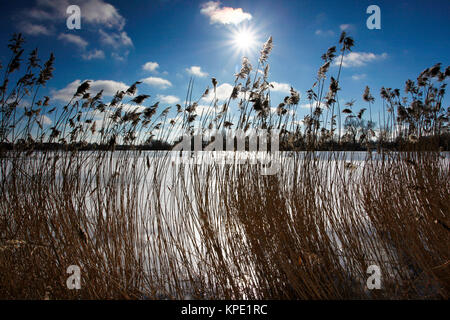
[227, 25, 261, 58]
[233, 28, 256, 52]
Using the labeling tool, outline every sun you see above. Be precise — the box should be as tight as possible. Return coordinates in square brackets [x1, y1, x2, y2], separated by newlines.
[234, 29, 255, 51]
[219, 23, 264, 62]
[231, 26, 258, 54]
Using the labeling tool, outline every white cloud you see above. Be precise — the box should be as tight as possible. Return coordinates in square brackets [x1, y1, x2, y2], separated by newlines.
[315, 29, 335, 36]
[166, 117, 182, 125]
[201, 83, 234, 101]
[200, 1, 252, 25]
[27, 7, 55, 20]
[270, 107, 295, 116]
[41, 115, 52, 125]
[15, 99, 31, 109]
[18, 22, 52, 36]
[269, 82, 291, 94]
[157, 94, 180, 104]
[58, 33, 88, 49]
[52, 79, 130, 102]
[89, 80, 130, 96]
[26, 0, 125, 30]
[99, 29, 133, 48]
[186, 66, 208, 77]
[140, 77, 172, 89]
[82, 104, 146, 120]
[340, 24, 353, 31]
[111, 51, 130, 61]
[118, 103, 146, 113]
[336, 52, 388, 68]
[179, 103, 216, 117]
[82, 0, 126, 30]
[82, 49, 105, 60]
[351, 73, 367, 80]
[300, 102, 327, 109]
[19, 0, 131, 61]
[143, 61, 159, 72]
[194, 105, 215, 115]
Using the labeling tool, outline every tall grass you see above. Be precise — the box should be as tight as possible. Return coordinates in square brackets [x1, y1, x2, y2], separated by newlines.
[0, 33, 449, 299]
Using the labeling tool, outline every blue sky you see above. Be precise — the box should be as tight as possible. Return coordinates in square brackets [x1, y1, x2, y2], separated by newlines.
[1, 0, 449, 130]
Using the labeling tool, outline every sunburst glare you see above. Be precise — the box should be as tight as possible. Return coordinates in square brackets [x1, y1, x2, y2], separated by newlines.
[233, 28, 256, 52]
[230, 25, 260, 56]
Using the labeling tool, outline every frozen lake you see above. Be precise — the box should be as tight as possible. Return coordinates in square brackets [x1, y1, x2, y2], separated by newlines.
[1, 150, 448, 298]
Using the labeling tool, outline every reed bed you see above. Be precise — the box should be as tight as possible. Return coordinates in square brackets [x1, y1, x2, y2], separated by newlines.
[1, 149, 448, 299]
[0, 33, 449, 299]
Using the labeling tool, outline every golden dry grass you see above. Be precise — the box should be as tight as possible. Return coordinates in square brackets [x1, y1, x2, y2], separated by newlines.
[0, 33, 449, 300]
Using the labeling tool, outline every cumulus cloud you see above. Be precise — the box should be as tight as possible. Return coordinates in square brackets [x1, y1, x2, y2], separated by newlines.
[41, 115, 52, 125]
[18, 22, 52, 36]
[140, 77, 172, 89]
[157, 95, 180, 104]
[300, 102, 327, 109]
[111, 51, 130, 61]
[194, 105, 215, 115]
[351, 73, 367, 80]
[81, 0, 126, 30]
[200, 1, 252, 25]
[201, 83, 234, 101]
[143, 62, 159, 72]
[315, 29, 335, 36]
[82, 104, 146, 121]
[270, 107, 295, 116]
[99, 29, 133, 48]
[26, 7, 55, 20]
[340, 24, 353, 31]
[118, 103, 146, 113]
[186, 66, 208, 77]
[82, 49, 105, 60]
[58, 33, 88, 49]
[52, 79, 130, 102]
[23, 0, 125, 30]
[269, 82, 291, 94]
[19, 0, 131, 60]
[336, 52, 388, 68]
